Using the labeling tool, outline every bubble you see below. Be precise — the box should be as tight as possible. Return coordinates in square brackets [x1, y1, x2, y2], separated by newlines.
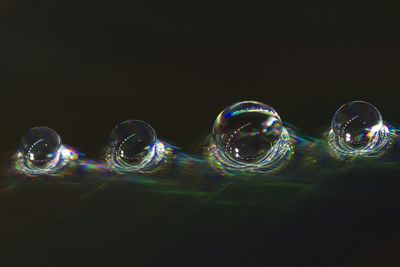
[209, 101, 292, 173]
[329, 101, 390, 157]
[20, 127, 62, 168]
[107, 120, 166, 173]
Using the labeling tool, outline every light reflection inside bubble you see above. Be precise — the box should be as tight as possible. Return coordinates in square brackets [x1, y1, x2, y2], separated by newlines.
[208, 101, 294, 175]
[10, 124, 400, 179]
[328, 101, 393, 160]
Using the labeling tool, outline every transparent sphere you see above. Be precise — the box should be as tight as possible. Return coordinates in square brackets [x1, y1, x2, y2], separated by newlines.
[212, 101, 283, 164]
[20, 127, 62, 168]
[108, 120, 157, 166]
[332, 101, 383, 149]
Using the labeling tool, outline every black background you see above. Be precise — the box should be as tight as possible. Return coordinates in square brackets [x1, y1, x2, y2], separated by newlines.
[1, 1, 400, 266]
[1, 0, 400, 154]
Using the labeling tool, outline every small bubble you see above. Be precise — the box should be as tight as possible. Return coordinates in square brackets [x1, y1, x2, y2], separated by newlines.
[329, 101, 391, 158]
[20, 127, 62, 168]
[332, 101, 383, 149]
[107, 120, 165, 173]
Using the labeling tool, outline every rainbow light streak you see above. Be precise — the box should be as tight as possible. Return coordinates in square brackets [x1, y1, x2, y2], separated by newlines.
[13, 145, 80, 177]
[222, 106, 278, 119]
[77, 159, 109, 173]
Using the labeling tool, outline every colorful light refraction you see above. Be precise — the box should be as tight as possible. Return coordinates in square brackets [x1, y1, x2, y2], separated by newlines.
[208, 101, 293, 174]
[106, 120, 166, 173]
[15, 127, 78, 176]
[11, 100, 400, 178]
[328, 100, 392, 159]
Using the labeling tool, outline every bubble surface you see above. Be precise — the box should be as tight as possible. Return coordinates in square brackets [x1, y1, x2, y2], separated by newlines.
[209, 101, 292, 173]
[213, 101, 283, 164]
[109, 120, 156, 166]
[329, 101, 391, 158]
[20, 127, 62, 168]
[107, 120, 166, 173]
[332, 101, 383, 149]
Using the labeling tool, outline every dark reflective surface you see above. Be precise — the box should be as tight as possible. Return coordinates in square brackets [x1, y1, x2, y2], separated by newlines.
[1, 165, 400, 266]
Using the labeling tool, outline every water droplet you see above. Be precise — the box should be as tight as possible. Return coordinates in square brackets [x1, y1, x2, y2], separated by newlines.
[20, 127, 62, 168]
[209, 101, 292, 172]
[329, 100, 390, 157]
[213, 101, 283, 164]
[108, 120, 157, 167]
[332, 101, 384, 149]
